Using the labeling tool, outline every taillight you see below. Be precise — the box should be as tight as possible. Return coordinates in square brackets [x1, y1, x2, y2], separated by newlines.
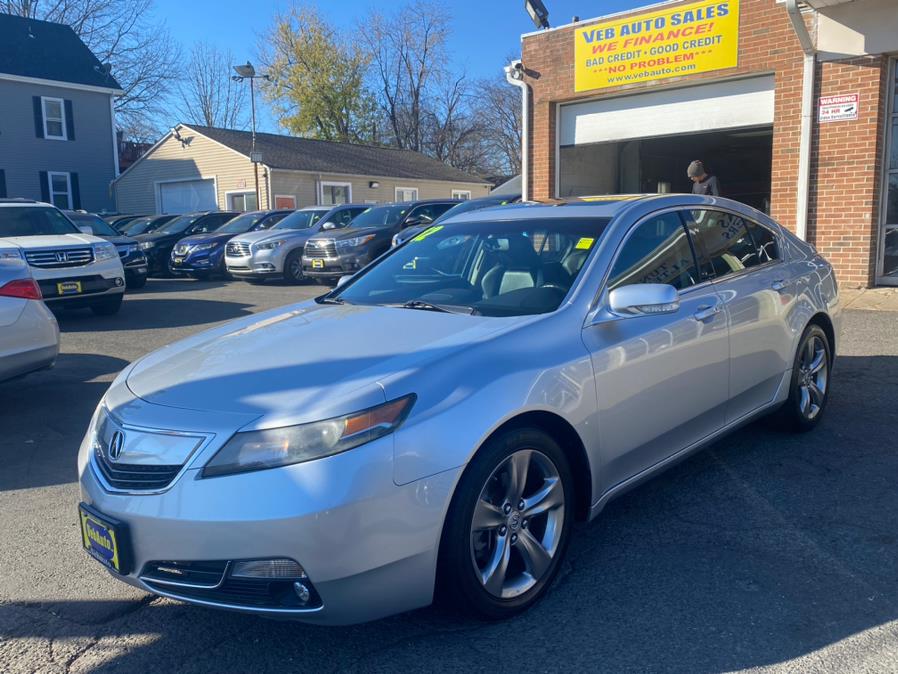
[0, 279, 42, 300]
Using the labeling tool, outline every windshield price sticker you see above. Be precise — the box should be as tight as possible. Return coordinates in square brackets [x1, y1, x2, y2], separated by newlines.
[575, 237, 596, 250]
[412, 225, 444, 242]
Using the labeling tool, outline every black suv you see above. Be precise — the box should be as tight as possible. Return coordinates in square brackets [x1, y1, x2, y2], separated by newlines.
[64, 211, 149, 289]
[302, 200, 458, 283]
[132, 211, 238, 276]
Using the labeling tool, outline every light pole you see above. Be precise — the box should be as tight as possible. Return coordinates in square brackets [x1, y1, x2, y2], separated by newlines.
[232, 62, 270, 209]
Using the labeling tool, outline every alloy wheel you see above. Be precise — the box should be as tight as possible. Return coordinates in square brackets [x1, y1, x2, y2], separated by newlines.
[797, 334, 828, 421]
[288, 256, 303, 282]
[469, 449, 565, 599]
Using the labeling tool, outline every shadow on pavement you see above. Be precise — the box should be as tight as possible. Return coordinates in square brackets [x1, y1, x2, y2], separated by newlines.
[54, 297, 257, 332]
[1, 348, 895, 671]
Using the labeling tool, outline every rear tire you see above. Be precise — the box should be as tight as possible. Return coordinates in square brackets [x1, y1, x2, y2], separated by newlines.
[283, 250, 304, 284]
[437, 427, 573, 620]
[90, 294, 123, 316]
[772, 324, 832, 432]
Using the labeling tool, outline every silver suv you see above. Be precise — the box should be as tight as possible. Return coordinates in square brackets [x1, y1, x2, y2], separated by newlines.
[225, 205, 369, 284]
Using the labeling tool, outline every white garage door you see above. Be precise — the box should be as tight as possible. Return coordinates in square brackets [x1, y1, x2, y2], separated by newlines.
[560, 76, 776, 146]
[159, 179, 216, 214]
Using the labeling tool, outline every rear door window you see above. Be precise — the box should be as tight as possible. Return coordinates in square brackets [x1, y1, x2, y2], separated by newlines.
[607, 212, 700, 291]
[684, 209, 779, 280]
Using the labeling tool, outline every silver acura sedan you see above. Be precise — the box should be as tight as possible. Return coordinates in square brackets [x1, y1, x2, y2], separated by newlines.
[78, 194, 840, 625]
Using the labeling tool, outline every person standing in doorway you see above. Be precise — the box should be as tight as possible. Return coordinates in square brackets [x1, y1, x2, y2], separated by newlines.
[687, 160, 720, 196]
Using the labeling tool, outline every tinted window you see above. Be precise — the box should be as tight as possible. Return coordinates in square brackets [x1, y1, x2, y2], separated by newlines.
[66, 212, 119, 236]
[156, 215, 200, 235]
[746, 220, 780, 264]
[608, 212, 699, 291]
[686, 210, 778, 278]
[0, 206, 79, 237]
[217, 212, 267, 234]
[349, 205, 409, 228]
[406, 203, 454, 228]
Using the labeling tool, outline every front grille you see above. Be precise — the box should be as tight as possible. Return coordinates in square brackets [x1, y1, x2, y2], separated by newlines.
[93, 445, 181, 491]
[226, 241, 251, 257]
[304, 240, 337, 258]
[141, 560, 228, 588]
[25, 247, 94, 268]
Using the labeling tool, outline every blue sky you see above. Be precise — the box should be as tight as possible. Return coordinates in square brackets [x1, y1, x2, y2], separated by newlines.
[153, 0, 647, 131]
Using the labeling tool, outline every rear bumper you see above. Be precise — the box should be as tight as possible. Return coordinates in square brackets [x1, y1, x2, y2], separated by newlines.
[0, 302, 59, 383]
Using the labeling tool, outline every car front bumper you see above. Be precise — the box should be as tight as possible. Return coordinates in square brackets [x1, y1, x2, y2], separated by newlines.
[32, 259, 126, 306]
[77, 410, 459, 625]
[225, 247, 289, 278]
[170, 249, 224, 275]
[301, 253, 370, 280]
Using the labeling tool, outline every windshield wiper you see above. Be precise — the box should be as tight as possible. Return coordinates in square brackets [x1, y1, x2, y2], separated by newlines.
[395, 300, 472, 314]
[315, 295, 344, 305]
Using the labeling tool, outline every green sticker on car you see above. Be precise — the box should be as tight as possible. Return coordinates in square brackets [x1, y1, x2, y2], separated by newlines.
[412, 225, 444, 242]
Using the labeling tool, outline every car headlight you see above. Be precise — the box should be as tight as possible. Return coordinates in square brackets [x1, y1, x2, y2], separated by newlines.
[202, 394, 416, 478]
[190, 242, 218, 252]
[138, 241, 155, 250]
[116, 244, 136, 256]
[335, 235, 376, 250]
[0, 249, 22, 260]
[255, 239, 285, 251]
[93, 242, 118, 261]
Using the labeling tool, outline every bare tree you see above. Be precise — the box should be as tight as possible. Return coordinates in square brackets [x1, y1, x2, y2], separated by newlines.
[474, 71, 523, 175]
[2, 0, 181, 135]
[423, 75, 490, 174]
[176, 42, 247, 129]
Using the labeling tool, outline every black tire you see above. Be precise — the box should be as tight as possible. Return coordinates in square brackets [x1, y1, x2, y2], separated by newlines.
[283, 250, 304, 284]
[90, 294, 123, 316]
[772, 323, 832, 432]
[437, 427, 574, 620]
[127, 275, 147, 290]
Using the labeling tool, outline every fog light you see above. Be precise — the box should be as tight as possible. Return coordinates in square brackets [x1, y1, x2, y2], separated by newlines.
[255, 263, 275, 272]
[293, 581, 311, 604]
[230, 558, 306, 579]
[114, 277, 125, 287]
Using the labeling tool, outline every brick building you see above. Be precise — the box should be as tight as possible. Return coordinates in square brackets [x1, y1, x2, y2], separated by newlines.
[518, 0, 898, 287]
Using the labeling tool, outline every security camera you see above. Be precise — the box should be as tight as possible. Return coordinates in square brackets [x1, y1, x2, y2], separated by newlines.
[513, 61, 524, 72]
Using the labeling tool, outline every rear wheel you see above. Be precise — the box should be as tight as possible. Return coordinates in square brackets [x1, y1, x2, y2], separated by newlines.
[283, 250, 304, 284]
[90, 294, 123, 316]
[438, 427, 573, 620]
[773, 324, 831, 432]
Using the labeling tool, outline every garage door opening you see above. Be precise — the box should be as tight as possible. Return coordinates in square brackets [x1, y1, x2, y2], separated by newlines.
[559, 126, 773, 213]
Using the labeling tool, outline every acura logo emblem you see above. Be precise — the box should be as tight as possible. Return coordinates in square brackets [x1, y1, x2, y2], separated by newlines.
[108, 431, 125, 461]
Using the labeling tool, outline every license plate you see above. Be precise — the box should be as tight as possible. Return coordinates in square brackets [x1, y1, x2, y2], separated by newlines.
[173, 258, 184, 265]
[312, 259, 324, 269]
[57, 281, 82, 295]
[79, 503, 130, 574]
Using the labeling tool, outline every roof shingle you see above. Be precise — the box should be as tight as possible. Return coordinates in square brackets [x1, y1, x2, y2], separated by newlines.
[0, 13, 122, 90]
[185, 124, 488, 184]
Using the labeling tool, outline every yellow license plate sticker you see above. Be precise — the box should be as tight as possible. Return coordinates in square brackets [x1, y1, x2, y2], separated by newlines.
[79, 507, 123, 573]
[575, 237, 595, 250]
[57, 281, 82, 295]
[312, 259, 324, 269]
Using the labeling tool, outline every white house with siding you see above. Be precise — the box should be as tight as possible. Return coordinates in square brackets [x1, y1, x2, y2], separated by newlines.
[113, 124, 492, 214]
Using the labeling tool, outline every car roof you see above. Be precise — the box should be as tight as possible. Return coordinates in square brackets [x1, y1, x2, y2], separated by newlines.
[0, 198, 51, 208]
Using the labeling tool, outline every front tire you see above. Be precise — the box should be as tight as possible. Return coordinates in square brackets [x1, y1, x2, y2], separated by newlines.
[773, 323, 832, 432]
[90, 294, 123, 316]
[438, 427, 573, 620]
[283, 250, 304, 284]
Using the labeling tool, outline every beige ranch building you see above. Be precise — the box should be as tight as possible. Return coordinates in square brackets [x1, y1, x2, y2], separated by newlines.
[113, 124, 491, 214]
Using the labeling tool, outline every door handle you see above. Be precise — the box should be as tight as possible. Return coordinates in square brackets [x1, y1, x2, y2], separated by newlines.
[771, 279, 788, 292]
[693, 303, 722, 321]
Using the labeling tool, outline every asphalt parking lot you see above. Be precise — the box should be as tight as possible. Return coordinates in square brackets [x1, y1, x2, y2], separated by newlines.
[1, 279, 897, 673]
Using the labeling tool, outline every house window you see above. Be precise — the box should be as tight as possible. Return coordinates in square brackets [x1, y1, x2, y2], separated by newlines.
[48, 172, 72, 209]
[451, 189, 472, 200]
[228, 191, 258, 212]
[42, 97, 67, 140]
[321, 181, 352, 205]
[395, 187, 419, 202]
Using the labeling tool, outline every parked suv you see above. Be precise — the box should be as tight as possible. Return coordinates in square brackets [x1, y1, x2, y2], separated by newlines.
[226, 204, 369, 284]
[392, 194, 522, 247]
[133, 211, 238, 276]
[118, 214, 176, 236]
[170, 209, 292, 279]
[0, 200, 126, 315]
[64, 211, 149, 289]
[302, 200, 458, 283]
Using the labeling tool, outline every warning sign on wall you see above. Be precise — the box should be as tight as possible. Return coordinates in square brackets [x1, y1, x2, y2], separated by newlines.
[573, 0, 740, 92]
[818, 93, 859, 123]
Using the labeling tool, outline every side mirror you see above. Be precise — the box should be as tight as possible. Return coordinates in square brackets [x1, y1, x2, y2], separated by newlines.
[336, 275, 353, 288]
[77, 225, 93, 235]
[321, 221, 337, 230]
[608, 283, 679, 317]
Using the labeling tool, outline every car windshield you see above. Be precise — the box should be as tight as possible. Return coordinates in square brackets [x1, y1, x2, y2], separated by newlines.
[273, 210, 328, 230]
[66, 212, 119, 236]
[0, 206, 79, 237]
[433, 198, 513, 225]
[332, 217, 609, 317]
[216, 212, 268, 234]
[347, 205, 409, 229]
[155, 215, 200, 235]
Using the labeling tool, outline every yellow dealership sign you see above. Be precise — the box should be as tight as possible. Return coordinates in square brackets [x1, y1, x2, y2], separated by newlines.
[574, 0, 740, 92]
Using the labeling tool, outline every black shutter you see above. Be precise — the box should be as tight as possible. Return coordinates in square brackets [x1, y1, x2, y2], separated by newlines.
[33, 97, 44, 138]
[70, 172, 81, 209]
[64, 100, 75, 140]
[0, 170, 6, 198]
[39, 171, 49, 202]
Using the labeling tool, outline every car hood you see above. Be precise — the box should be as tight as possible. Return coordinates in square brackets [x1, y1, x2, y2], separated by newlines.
[99, 234, 136, 246]
[309, 227, 382, 243]
[133, 231, 176, 244]
[231, 228, 314, 245]
[0, 234, 102, 248]
[177, 232, 235, 246]
[125, 300, 511, 422]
